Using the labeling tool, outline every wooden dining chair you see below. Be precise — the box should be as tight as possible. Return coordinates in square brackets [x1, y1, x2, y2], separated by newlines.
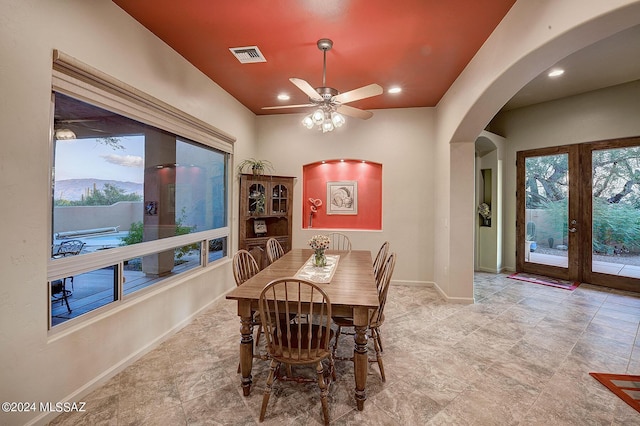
[232, 250, 264, 367]
[258, 277, 335, 425]
[265, 238, 285, 265]
[331, 252, 396, 382]
[372, 241, 389, 285]
[327, 232, 352, 251]
[233, 249, 260, 285]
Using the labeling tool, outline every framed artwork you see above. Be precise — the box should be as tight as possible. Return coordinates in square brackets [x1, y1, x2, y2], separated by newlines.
[327, 181, 358, 215]
[145, 201, 158, 215]
[254, 219, 267, 235]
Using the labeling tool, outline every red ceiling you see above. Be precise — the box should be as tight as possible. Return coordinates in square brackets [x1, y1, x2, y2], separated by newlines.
[112, 0, 516, 115]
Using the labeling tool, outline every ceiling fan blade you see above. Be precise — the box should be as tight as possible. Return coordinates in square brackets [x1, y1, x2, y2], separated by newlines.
[58, 119, 101, 123]
[290, 78, 323, 101]
[336, 105, 374, 120]
[262, 103, 316, 110]
[332, 83, 383, 104]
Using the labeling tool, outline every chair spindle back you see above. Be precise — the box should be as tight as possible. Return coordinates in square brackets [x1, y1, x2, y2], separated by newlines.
[233, 249, 260, 286]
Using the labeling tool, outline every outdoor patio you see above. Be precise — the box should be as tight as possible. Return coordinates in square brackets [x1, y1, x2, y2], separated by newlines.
[527, 249, 640, 279]
[50, 257, 204, 326]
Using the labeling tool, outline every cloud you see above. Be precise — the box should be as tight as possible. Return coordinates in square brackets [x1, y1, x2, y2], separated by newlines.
[101, 154, 143, 168]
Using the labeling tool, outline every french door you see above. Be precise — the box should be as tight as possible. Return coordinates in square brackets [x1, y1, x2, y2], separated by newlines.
[517, 137, 640, 292]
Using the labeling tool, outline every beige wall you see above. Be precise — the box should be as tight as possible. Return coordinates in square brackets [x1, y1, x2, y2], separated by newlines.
[256, 107, 436, 286]
[475, 131, 506, 273]
[433, 0, 640, 300]
[0, 1, 255, 425]
[490, 80, 640, 271]
[2, 0, 640, 424]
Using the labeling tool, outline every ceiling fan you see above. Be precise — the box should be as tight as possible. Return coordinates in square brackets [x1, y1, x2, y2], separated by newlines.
[54, 118, 109, 140]
[262, 38, 383, 132]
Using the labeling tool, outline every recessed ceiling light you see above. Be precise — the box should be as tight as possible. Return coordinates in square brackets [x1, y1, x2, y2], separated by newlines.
[388, 86, 402, 94]
[548, 69, 564, 77]
[277, 93, 290, 101]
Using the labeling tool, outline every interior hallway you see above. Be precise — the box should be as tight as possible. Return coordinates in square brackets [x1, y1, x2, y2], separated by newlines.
[48, 272, 640, 425]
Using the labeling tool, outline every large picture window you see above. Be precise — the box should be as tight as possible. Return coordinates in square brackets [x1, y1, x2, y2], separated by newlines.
[48, 51, 234, 329]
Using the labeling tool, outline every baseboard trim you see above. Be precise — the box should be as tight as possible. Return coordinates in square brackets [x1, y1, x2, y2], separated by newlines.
[392, 280, 473, 304]
[391, 279, 432, 287]
[29, 291, 228, 426]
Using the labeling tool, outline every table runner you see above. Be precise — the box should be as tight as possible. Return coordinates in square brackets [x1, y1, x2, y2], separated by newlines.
[294, 254, 340, 283]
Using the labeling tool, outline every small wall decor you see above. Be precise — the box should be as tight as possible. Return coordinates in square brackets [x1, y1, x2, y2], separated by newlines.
[145, 201, 158, 215]
[308, 198, 323, 227]
[327, 181, 358, 215]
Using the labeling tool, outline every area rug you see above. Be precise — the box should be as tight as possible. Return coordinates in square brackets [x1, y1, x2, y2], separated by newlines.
[508, 272, 580, 290]
[590, 373, 640, 413]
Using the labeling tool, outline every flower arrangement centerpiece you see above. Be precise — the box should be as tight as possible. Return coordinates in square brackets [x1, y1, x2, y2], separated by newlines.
[478, 202, 491, 226]
[308, 234, 330, 267]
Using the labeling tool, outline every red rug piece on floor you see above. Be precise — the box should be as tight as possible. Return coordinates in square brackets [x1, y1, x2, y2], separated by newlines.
[590, 373, 640, 413]
[508, 272, 580, 290]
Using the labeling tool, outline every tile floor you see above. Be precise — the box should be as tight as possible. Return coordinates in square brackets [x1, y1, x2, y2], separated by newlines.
[48, 272, 640, 425]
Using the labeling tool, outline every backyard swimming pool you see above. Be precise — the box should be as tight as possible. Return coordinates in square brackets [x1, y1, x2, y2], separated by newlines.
[54, 231, 130, 252]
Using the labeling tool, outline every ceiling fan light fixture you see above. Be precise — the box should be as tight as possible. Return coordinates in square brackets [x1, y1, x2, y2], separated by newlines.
[322, 120, 334, 133]
[331, 111, 345, 127]
[302, 115, 314, 129]
[311, 108, 325, 125]
[55, 128, 76, 140]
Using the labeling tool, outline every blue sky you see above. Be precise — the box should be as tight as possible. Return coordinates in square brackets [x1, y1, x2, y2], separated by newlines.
[55, 135, 144, 183]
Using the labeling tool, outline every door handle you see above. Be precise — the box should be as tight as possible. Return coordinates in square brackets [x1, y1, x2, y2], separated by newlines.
[568, 227, 577, 233]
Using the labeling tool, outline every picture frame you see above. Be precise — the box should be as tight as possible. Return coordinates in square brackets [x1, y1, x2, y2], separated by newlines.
[145, 201, 158, 215]
[327, 181, 358, 215]
[254, 219, 267, 235]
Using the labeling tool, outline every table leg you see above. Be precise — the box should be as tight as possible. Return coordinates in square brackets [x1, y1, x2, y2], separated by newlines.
[238, 301, 254, 396]
[353, 307, 369, 410]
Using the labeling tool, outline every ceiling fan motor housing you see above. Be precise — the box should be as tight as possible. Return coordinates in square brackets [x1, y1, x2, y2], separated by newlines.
[314, 86, 338, 102]
[317, 38, 333, 51]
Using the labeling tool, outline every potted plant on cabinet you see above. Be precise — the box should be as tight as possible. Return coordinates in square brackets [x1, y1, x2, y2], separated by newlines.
[237, 158, 274, 176]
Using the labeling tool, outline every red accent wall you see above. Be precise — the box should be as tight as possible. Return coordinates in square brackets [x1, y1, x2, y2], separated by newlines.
[303, 160, 382, 230]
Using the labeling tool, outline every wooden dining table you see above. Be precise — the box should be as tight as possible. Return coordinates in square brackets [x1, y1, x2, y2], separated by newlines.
[226, 248, 380, 410]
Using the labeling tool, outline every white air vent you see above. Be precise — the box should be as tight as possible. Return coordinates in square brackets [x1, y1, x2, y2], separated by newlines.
[229, 46, 267, 63]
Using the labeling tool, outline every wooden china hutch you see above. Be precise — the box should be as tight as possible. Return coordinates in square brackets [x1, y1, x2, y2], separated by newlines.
[238, 173, 294, 269]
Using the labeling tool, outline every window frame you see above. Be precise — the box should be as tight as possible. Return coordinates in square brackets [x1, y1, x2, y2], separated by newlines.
[48, 50, 235, 329]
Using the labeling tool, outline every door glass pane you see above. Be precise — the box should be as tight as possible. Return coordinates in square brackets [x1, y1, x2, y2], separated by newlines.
[592, 147, 640, 278]
[524, 154, 569, 267]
